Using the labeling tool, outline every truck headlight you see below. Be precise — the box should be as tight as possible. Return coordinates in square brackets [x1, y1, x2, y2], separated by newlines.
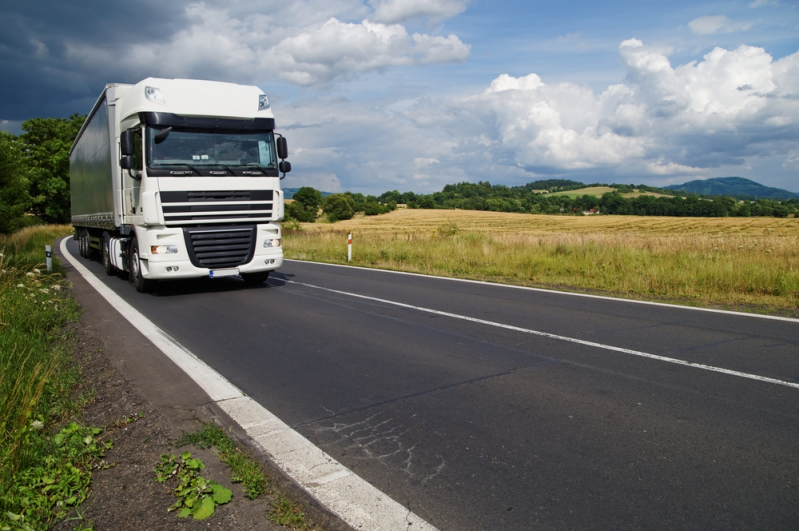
[151, 245, 178, 254]
[263, 239, 281, 248]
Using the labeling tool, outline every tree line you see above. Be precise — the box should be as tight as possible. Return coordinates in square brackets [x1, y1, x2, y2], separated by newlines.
[373, 181, 797, 219]
[0, 115, 84, 234]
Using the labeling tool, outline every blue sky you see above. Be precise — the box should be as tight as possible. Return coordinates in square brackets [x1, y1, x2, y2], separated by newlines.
[1, 0, 798, 194]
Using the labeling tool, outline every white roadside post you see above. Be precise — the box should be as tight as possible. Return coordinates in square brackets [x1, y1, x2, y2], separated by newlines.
[348, 233, 352, 262]
[45, 245, 53, 272]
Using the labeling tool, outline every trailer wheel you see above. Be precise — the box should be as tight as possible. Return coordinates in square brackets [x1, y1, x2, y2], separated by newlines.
[102, 232, 116, 276]
[129, 237, 152, 293]
[79, 229, 89, 258]
[242, 271, 270, 284]
[78, 230, 85, 257]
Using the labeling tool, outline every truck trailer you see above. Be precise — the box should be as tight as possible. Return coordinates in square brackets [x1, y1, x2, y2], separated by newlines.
[70, 77, 291, 292]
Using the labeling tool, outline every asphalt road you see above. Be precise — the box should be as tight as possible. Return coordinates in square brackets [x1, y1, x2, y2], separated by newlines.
[63, 238, 799, 530]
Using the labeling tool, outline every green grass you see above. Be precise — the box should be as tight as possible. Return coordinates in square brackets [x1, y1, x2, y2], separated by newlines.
[174, 423, 314, 529]
[173, 423, 268, 500]
[0, 225, 107, 530]
[269, 495, 310, 529]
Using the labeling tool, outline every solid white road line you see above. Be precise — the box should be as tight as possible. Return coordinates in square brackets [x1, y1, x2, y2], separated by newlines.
[59, 238, 438, 531]
[286, 259, 799, 324]
[284, 279, 799, 391]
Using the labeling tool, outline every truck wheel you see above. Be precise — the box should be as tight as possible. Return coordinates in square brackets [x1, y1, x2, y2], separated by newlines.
[102, 232, 116, 276]
[129, 237, 152, 293]
[242, 271, 270, 284]
[80, 229, 90, 258]
[78, 230, 86, 257]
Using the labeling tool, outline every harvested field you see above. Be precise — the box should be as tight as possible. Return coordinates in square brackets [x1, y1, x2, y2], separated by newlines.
[283, 209, 799, 314]
[303, 208, 799, 235]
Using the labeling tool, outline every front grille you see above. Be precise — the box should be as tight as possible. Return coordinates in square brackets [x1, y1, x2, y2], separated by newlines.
[187, 191, 251, 202]
[183, 226, 256, 268]
[161, 190, 274, 226]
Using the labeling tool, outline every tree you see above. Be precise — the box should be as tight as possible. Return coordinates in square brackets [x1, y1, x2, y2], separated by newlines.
[323, 194, 355, 222]
[289, 187, 323, 222]
[0, 132, 32, 234]
[21, 114, 85, 224]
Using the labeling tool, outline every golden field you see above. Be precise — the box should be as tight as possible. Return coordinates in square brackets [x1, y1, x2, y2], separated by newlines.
[283, 209, 799, 314]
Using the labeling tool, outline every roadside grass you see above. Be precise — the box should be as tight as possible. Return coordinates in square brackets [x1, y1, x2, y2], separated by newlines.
[173, 422, 313, 529]
[283, 211, 799, 313]
[0, 225, 112, 530]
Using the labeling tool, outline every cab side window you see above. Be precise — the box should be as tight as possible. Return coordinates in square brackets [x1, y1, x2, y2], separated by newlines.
[132, 129, 143, 171]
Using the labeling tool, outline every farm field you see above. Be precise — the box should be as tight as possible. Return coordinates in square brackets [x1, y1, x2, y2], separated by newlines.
[546, 186, 672, 199]
[283, 209, 799, 315]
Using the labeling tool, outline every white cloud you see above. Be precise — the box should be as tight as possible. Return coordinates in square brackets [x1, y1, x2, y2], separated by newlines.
[688, 15, 753, 35]
[62, 2, 469, 86]
[261, 18, 469, 84]
[749, 0, 779, 7]
[369, 0, 469, 24]
[399, 39, 799, 180]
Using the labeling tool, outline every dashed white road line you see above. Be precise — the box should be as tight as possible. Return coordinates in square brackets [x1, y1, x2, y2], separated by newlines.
[282, 279, 799, 391]
[59, 238, 438, 531]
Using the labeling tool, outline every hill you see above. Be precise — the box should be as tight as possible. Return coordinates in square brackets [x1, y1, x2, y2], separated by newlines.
[665, 177, 799, 200]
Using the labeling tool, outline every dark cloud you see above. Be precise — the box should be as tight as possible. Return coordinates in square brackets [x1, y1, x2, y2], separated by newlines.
[0, 1, 186, 120]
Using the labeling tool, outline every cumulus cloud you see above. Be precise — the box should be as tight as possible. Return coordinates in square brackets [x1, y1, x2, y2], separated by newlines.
[60, 3, 469, 87]
[688, 15, 753, 35]
[263, 18, 469, 85]
[369, 0, 469, 24]
[404, 39, 799, 179]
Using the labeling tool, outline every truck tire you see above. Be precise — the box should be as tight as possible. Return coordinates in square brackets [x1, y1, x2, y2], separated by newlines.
[78, 229, 86, 258]
[102, 232, 116, 276]
[241, 271, 270, 284]
[129, 237, 152, 293]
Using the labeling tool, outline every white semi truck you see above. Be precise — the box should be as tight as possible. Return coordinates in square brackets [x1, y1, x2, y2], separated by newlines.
[70, 78, 290, 292]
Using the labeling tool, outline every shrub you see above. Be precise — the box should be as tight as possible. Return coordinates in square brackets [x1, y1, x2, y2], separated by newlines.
[323, 194, 355, 222]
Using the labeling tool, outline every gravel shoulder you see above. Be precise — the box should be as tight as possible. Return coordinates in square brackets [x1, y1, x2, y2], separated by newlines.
[53, 320, 300, 530]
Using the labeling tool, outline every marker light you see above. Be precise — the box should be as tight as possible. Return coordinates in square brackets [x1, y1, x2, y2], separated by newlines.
[145, 86, 167, 105]
[263, 238, 281, 248]
[258, 94, 270, 110]
[151, 245, 178, 254]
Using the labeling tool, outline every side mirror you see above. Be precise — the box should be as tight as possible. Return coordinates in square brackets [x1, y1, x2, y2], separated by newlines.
[276, 136, 288, 160]
[120, 156, 133, 169]
[120, 131, 134, 156]
[279, 160, 291, 176]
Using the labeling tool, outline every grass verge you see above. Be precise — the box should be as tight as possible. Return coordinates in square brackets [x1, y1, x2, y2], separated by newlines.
[283, 211, 799, 314]
[172, 422, 313, 529]
[0, 225, 112, 530]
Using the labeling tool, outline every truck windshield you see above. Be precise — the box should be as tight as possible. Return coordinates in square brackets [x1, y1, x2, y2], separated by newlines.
[146, 127, 277, 170]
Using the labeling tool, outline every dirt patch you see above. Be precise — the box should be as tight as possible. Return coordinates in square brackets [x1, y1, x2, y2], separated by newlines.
[52, 320, 321, 531]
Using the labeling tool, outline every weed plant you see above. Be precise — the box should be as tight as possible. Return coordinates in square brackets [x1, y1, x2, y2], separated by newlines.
[173, 423, 268, 500]
[0, 225, 86, 529]
[284, 217, 799, 312]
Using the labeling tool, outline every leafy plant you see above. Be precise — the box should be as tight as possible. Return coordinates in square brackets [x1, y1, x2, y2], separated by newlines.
[172, 423, 268, 500]
[154, 451, 232, 520]
[0, 422, 111, 530]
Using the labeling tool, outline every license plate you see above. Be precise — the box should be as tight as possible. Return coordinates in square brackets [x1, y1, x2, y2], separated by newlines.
[209, 268, 239, 278]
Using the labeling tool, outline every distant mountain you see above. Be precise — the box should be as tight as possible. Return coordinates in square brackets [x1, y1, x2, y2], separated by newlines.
[283, 187, 333, 199]
[665, 177, 799, 200]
